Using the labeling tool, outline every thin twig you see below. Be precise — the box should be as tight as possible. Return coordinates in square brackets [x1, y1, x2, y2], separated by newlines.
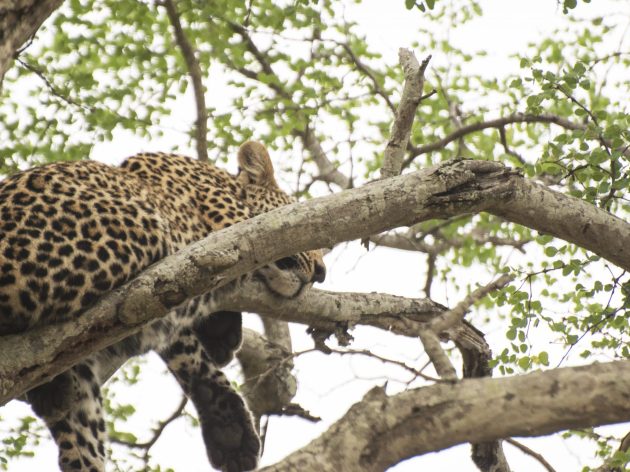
[424, 252, 436, 298]
[506, 438, 557, 472]
[336, 40, 397, 115]
[499, 126, 526, 164]
[15, 57, 91, 111]
[110, 395, 188, 453]
[325, 346, 442, 383]
[431, 273, 514, 334]
[594, 429, 630, 472]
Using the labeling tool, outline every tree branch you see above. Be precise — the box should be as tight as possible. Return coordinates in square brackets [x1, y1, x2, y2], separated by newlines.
[226, 19, 352, 189]
[417, 329, 457, 380]
[260, 360, 630, 472]
[0, 0, 62, 85]
[380, 50, 431, 179]
[506, 438, 557, 472]
[430, 273, 514, 333]
[2, 158, 630, 404]
[162, 0, 209, 161]
[402, 112, 591, 169]
[110, 395, 188, 451]
[237, 328, 296, 428]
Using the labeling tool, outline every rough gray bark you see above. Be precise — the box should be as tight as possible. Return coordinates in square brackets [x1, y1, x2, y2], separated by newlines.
[2, 158, 630, 405]
[0, 0, 62, 84]
[380, 50, 430, 179]
[237, 328, 296, 425]
[260, 360, 630, 472]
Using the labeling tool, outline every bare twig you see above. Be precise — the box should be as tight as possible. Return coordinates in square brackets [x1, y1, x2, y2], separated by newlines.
[431, 273, 514, 333]
[325, 347, 441, 383]
[506, 438, 557, 472]
[499, 126, 526, 164]
[15, 57, 90, 110]
[424, 252, 437, 298]
[110, 395, 188, 454]
[336, 41, 397, 115]
[162, 0, 209, 161]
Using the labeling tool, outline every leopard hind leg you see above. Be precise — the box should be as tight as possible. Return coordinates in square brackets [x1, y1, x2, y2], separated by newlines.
[28, 362, 107, 472]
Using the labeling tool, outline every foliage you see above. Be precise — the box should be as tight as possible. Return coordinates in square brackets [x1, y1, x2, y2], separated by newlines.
[1, 0, 629, 470]
[0, 416, 44, 470]
[403, 0, 594, 14]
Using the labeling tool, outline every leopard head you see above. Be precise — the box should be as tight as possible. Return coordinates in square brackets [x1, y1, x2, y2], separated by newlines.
[236, 141, 326, 298]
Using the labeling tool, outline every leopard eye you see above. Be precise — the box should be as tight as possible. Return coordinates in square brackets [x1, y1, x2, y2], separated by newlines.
[275, 257, 299, 270]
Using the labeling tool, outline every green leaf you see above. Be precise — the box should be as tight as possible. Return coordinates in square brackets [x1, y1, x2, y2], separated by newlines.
[539, 351, 549, 365]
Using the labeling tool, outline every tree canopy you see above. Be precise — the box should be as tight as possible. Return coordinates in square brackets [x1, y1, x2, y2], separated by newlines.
[0, 0, 629, 471]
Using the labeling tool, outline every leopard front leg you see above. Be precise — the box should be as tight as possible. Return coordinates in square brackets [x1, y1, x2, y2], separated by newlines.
[160, 327, 260, 472]
[193, 311, 243, 367]
[28, 362, 107, 472]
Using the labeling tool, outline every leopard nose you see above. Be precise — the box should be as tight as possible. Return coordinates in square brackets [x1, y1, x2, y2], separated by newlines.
[312, 262, 326, 283]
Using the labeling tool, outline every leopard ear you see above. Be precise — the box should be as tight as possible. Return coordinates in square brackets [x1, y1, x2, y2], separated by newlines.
[237, 141, 279, 189]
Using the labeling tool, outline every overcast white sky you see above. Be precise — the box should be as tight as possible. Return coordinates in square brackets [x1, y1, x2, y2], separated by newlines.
[3, 0, 630, 471]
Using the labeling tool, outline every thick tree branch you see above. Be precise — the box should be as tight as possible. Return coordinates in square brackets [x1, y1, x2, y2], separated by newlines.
[261, 360, 630, 472]
[0, 0, 62, 85]
[162, 0, 209, 161]
[216, 282, 447, 339]
[2, 158, 629, 404]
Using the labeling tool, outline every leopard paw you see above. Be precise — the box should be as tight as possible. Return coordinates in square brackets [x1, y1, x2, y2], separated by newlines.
[194, 381, 260, 472]
[27, 372, 78, 422]
[194, 311, 243, 367]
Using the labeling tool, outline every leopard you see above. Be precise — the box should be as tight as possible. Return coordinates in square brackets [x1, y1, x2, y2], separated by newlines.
[0, 141, 326, 472]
